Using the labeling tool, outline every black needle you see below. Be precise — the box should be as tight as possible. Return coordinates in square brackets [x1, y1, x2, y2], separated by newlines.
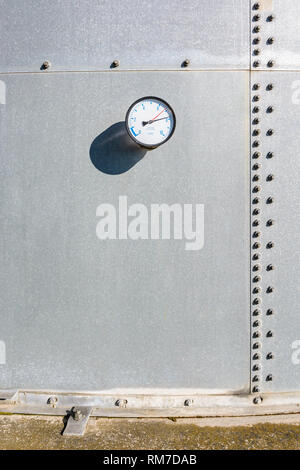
[142, 117, 169, 126]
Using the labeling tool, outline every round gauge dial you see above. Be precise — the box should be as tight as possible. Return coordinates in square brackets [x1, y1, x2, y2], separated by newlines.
[125, 97, 176, 148]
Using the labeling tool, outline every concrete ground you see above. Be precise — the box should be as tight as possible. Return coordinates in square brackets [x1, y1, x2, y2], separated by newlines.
[1, 414, 300, 450]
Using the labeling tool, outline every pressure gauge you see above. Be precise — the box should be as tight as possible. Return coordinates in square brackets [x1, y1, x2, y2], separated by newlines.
[125, 97, 176, 149]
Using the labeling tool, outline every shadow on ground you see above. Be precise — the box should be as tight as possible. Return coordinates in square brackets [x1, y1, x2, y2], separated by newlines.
[1, 415, 300, 450]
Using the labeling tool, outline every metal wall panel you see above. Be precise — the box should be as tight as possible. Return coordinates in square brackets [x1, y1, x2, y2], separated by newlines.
[251, 0, 300, 71]
[0, 71, 250, 392]
[0, 0, 249, 72]
[250, 71, 300, 393]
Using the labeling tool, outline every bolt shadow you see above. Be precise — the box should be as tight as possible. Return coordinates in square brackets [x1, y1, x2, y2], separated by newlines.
[90, 121, 147, 175]
[61, 409, 73, 435]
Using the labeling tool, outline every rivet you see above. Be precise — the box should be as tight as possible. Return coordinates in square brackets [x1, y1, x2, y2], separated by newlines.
[42, 60, 51, 70]
[267, 129, 274, 136]
[184, 399, 193, 406]
[47, 396, 58, 406]
[252, 163, 261, 171]
[253, 37, 261, 45]
[267, 174, 274, 181]
[253, 320, 260, 327]
[253, 14, 261, 21]
[253, 106, 260, 113]
[253, 2, 260, 10]
[253, 364, 261, 371]
[267, 15, 275, 22]
[253, 208, 261, 216]
[267, 352, 274, 360]
[253, 129, 261, 136]
[267, 60, 275, 68]
[182, 59, 190, 67]
[111, 59, 120, 68]
[266, 84, 274, 91]
[253, 231, 260, 239]
[252, 387, 260, 394]
[253, 61, 261, 68]
[253, 276, 261, 284]
[253, 331, 260, 339]
[253, 353, 260, 360]
[267, 37, 275, 45]
[253, 298, 261, 305]
[253, 264, 261, 272]
[266, 151, 274, 159]
[266, 264, 275, 271]
[267, 330, 274, 338]
[253, 396, 263, 405]
[253, 26, 261, 33]
[252, 151, 261, 159]
[266, 286, 274, 293]
[253, 95, 260, 102]
[252, 185, 261, 192]
[253, 117, 260, 125]
[266, 106, 274, 113]
[266, 219, 274, 226]
[266, 308, 274, 316]
[253, 174, 260, 181]
[252, 241, 261, 249]
[252, 375, 260, 382]
[252, 198, 260, 206]
[253, 49, 261, 56]
[266, 374, 273, 381]
[253, 287, 261, 294]
[252, 253, 261, 261]
[266, 241, 274, 249]
[253, 83, 260, 90]
[252, 310, 261, 318]
[266, 197, 274, 204]
[253, 219, 260, 227]
[115, 399, 128, 407]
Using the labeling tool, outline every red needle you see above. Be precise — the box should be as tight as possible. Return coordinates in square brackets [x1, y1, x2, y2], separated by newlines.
[151, 107, 167, 122]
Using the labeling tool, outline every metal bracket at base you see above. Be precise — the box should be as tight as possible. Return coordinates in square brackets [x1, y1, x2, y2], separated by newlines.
[63, 406, 93, 437]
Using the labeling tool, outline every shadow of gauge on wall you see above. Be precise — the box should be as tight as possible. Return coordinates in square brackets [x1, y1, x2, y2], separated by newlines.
[90, 121, 147, 175]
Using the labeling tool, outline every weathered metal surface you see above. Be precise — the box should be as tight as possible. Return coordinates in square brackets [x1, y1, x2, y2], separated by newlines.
[0, 0, 249, 72]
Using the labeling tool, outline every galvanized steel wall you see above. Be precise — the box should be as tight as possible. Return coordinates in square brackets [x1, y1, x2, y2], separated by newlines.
[0, 0, 299, 416]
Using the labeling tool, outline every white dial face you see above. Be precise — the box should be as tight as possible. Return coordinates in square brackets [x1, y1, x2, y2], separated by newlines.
[126, 97, 176, 148]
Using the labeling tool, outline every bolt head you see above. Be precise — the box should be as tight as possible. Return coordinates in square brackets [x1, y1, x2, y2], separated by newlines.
[115, 399, 128, 407]
[42, 61, 51, 70]
[111, 59, 120, 68]
[73, 408, 83, 421]
[47, 396, 58, 406]
[182, 59, 190, 67]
